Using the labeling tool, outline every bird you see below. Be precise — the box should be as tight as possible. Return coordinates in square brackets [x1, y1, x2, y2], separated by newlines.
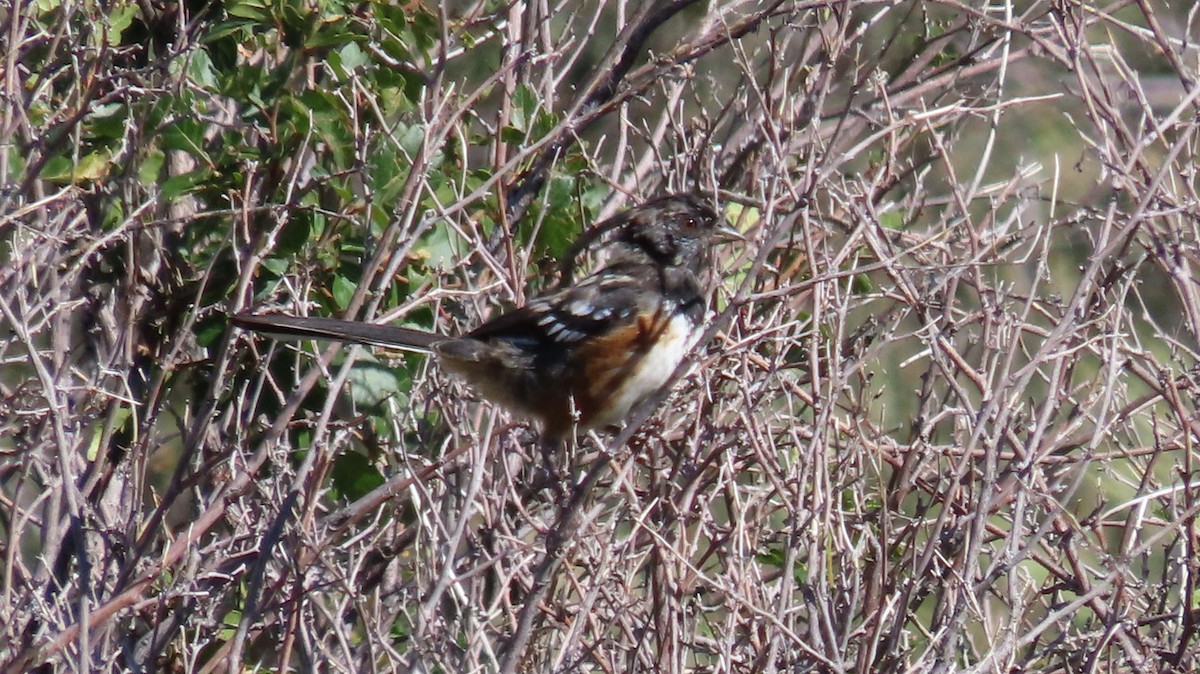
[232, 193, 730, 440]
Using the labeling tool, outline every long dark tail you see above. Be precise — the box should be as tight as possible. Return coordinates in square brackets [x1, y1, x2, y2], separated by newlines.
[230, 313, 442, 353]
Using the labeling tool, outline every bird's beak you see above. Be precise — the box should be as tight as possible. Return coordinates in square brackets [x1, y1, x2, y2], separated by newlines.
[715, 223, 746, 244]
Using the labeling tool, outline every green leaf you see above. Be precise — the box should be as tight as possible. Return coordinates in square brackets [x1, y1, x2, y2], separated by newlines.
[220, 609, 242, 639]
[87, 424, 104, 462]
[417, 221, 462, 270]
[406, 10, 438, 51]
[102, 202, 125, 230]
[196, 315, 227, 347]
[226, 0, 269, 21]
[398, 124, 424, 158]
[373, 1, 407, 36]
[205, 19, 256, 42]
[259, 257, 290, 277]
[307, 20, 360, 49]
[276, 211, 317, 256]
[39, 156, 73, 182]
[398, 69, 424, 107]
[756, 547, 786, 567]
[346, 360, 405, 408]
[500, 125, 524, 145]
[725, 202, 759, 231]
[331, 451, 386, 501]
[162, 120, 211, 163]
[879, 211, 904, 230]
[338, 42, 368, 71]
[40, 151, 112, 184]
[74, 151, 112, 181]
[368, 143, 406, 203]
[161, 168, 211, 200]
[138, 149, 165, 185]
[87, 102, 126, 140]
[332, 274, 355, 309]
[510, 85, 532, 132]
[851, 273, 874, 294]
[107, 3, 138, 40]
[527, 174, 586, 257]
[188, 48, 219, 89]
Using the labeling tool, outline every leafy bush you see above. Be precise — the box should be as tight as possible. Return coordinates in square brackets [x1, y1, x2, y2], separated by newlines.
[4, 1, 1200, 671]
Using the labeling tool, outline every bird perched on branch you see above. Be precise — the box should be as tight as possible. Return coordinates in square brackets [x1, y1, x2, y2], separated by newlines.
[232, 193, 733, 439]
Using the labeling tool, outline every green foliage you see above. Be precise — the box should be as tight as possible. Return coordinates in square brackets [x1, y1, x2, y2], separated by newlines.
[11, 0, 608, 508]
[331, 450, 386, 501]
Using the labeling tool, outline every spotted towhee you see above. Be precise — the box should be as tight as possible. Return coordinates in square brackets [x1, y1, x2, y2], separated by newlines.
[232, 193, 729, 439]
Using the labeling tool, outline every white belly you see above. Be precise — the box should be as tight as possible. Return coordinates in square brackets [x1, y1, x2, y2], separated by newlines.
[593, 313, 693, 426]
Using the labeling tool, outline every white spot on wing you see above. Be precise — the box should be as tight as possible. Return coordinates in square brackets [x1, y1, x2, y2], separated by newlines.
[599, 275, 633, 287]
[567, 300, 594, 317]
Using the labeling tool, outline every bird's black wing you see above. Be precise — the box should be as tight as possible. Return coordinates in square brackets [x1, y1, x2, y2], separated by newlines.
[465, 267, 653, 349]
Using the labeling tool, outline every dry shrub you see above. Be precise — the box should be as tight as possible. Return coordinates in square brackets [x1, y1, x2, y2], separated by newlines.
[3, 1, 1200, 671]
